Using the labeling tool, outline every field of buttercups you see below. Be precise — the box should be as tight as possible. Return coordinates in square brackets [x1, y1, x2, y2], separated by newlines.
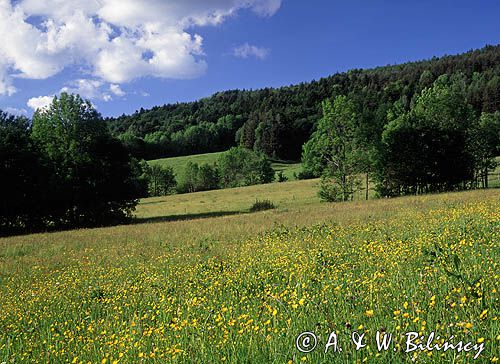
[0, 194, 498, 363]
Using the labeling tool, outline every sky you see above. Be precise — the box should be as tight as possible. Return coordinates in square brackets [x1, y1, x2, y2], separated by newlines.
[0, 0, 499, 118]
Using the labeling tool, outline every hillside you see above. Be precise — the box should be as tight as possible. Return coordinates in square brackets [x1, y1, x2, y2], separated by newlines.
[149, 151, 302, 181]
[108, 45, 500, 161]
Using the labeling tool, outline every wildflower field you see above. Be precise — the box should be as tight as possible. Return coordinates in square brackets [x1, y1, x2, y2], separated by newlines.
[0, 188, 498, 363]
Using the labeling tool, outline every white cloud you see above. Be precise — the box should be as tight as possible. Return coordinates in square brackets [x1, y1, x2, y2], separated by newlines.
[29, 77, 124, 110]
[3, 106, 28, 116]
[247, 0, 282, 16]
[233, 43, 270, 60]
[0, 0, 282, 95]
[0, 71, 16, 96]
[27, 95, 54, 111]
[61, 79, 114, 101]
[110, 84, 126, 97]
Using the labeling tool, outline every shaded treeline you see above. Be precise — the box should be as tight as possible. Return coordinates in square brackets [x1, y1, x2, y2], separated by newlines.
[0, 94, 141, 236]
[303, 78, 499, 201]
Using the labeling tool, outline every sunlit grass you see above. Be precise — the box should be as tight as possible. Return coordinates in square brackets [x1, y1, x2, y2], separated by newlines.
[0, 187, 498, 363]
[148, 151, 302, 181]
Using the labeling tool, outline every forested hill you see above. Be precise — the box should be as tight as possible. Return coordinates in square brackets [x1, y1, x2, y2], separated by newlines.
[107, 45, 500, 161]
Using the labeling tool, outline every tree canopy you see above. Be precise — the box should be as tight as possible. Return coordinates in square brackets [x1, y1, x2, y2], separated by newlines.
[1, 93, 141, 235]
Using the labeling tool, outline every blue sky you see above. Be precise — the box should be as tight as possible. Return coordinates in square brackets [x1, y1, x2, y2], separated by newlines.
[0, 0, 499, 117]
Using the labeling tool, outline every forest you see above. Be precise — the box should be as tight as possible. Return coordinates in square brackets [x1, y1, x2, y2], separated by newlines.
[108, 45, 499, 161]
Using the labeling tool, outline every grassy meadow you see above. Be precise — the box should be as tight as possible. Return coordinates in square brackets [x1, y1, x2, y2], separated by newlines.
[489, 157, 500, 188]
[0, 180, 498, 363]
[149, 151, 303, 181]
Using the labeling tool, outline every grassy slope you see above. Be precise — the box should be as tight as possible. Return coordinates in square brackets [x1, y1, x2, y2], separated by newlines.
[149, 151, 226, 175]
[149, 151, 302, 181]
[0, 188, 498, 363]
[136, 176, 380, 222]
[136, 179, 320, 221]
[0, 180, 496, 274]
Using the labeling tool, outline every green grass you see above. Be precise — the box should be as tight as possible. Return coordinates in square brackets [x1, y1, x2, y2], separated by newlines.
[269, 160, 303, 180]
[149, 151, 226, 176]
[489, 156, 500, 188]
[136, 179, 319, 221]
[0, 180, 498, 363]
[135, 176, 379, 223]
[149, 151, 303, 181]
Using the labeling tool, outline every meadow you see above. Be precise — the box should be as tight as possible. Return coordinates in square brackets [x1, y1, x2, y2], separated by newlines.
[0, 182, 498, 363]
[149, 151, 303, 181]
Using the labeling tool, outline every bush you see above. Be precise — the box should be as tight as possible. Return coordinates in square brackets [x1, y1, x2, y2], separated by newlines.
[319, 174, 360, 202]
[318, 176, 343, 202]
[276, 171, 288, 182]
[177, 162, 220, 194]
[249, 199, 276, 212]
[218, 147, 275, 188]
[197, 163, 221, 191]
[295, 170, 317, 180]
[143, 164, 177, 197]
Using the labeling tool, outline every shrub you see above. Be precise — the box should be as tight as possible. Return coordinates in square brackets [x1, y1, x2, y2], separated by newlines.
[144, 164, 177, 197]
[177, 162, 220, 194]
[318, 176, 343, 202]
[295, 170, 316, 180]
[218, 147, 275, 188]
[276, 171, 288, 182]
[249, 199, 276, 212]
[319, 174, 360, 202]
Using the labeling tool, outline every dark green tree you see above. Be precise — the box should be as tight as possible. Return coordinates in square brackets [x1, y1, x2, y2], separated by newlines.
[31, 93, 140, 227]
[144, 164, 177, 196]
[470, 111, 500, 188]
[303, 96, 361, 202]
[378, 76, 477, 195]
[0, 112, 46, 234]
[218, 147, 274, 188]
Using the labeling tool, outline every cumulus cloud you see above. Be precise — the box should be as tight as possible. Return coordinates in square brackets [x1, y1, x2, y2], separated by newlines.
[233, 43, 270, 60]
[27, 95, 54, 111]
[248, 0, 282, 16]
[0, 0, 282, 95]
[27, 77, 127, 111]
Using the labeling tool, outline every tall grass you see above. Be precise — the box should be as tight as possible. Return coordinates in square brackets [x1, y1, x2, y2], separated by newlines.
[0, 188, 498, 363]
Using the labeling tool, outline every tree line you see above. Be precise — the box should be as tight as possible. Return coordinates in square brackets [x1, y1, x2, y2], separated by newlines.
[2, 45, 499, 235]
[108, 45, 499, 161]
[0, 94, 143, 236]
[138, 147, 275, 197]
[303, 74, 499, 201]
